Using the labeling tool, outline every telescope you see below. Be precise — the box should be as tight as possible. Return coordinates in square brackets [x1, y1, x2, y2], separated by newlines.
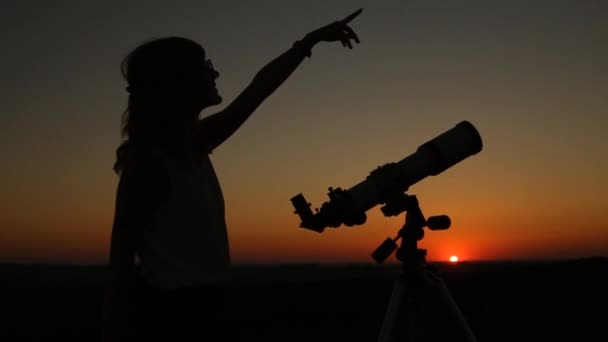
[290, 121, 482, 232]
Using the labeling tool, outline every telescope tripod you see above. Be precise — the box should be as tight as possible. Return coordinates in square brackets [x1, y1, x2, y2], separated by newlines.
[372, 194, 477, 342]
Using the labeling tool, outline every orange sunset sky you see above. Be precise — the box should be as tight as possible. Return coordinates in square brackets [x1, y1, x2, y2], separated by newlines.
[1, 1, 607, 264]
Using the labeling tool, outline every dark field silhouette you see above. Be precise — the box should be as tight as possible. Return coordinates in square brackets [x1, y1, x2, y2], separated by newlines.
[3, 258, 606, 341]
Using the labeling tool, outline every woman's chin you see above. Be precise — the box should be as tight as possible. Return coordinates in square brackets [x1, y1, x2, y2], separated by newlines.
[211, 94, 222, 105]
[205, 90, 222, 105]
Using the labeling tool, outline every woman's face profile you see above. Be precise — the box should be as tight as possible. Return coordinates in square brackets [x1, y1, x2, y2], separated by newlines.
[179, 56, 222, 110]
[197, 58, 222, 106]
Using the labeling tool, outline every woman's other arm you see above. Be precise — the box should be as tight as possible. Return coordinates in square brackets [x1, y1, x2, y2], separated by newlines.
[102, 154, 169, 341]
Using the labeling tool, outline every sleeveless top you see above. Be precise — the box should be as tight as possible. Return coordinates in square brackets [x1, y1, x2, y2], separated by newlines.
[137, 148, 231, 289]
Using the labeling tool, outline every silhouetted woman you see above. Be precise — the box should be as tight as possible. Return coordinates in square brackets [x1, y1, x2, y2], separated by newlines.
[102, 8, 362, 341]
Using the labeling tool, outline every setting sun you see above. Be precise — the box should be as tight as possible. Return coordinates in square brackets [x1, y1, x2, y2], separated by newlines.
[449, 256, 459, 263]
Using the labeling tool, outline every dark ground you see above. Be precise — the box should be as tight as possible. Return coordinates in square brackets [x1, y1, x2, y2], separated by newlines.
[2, 257, 607, 341]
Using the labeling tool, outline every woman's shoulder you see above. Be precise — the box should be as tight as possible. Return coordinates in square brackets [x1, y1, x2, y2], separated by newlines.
[116, 143, 172, 198]
[117, 142, 172, 177]
[114, 145, 172, 215]
[115, 140, 170, 171]
[127, 142, 169, 162]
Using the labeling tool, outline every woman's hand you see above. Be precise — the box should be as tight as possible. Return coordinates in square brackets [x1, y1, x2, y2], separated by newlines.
[305, 8, 363, 49]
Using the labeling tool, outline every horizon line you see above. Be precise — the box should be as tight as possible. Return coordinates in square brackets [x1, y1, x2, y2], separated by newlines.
[1, 255, 606, 267]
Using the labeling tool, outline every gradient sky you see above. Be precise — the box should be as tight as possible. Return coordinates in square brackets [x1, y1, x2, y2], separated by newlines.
[1, 1, 607, 264]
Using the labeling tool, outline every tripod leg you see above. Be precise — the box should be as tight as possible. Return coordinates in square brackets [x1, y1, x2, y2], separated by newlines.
[377, 279, 404, 342]
[377, 276, 426, 342]
[425, 271, 478, 342]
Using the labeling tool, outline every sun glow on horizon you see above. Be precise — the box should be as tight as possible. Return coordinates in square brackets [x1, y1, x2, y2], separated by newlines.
[449, 255, 459, 263]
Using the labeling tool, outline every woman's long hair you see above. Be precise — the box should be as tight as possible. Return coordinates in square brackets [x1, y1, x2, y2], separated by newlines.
[113, 37, 207, 174]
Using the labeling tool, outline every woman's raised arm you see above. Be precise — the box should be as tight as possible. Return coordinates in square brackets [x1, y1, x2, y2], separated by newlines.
[197, 8, 363, 152]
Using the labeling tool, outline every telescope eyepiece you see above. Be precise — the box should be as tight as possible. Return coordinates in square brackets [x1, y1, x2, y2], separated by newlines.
[291, 194, 325, 232]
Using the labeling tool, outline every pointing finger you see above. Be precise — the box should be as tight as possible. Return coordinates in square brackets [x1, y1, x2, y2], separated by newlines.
[341, 8, 363, 24]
